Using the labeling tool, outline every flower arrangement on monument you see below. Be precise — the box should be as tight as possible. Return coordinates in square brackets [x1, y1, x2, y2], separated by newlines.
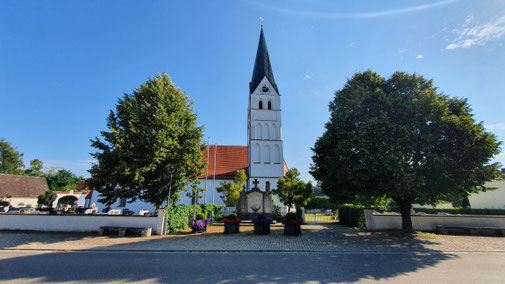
[188, 213, 211, 233]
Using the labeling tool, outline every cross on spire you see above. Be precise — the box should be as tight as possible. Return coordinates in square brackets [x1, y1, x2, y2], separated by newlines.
[260, 17, 263, 28]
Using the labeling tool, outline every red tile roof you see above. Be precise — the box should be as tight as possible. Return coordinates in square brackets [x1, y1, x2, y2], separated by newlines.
[0, 174, 49, 197]
[199, 145, 288, 180]
[199, 145, 249, 180]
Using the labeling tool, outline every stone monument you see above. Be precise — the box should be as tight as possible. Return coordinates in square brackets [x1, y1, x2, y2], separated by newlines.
[237, 179, 275, 219]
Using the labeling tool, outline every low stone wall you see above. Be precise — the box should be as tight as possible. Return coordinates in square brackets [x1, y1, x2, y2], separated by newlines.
[364, 209, 505, 232]
[0, 213, 165, 235]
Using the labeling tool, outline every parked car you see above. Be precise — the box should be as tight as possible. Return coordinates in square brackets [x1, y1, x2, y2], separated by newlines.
[7, 207, 38, 214]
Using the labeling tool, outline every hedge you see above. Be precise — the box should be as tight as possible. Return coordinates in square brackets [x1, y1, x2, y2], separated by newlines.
[305, 196, 338, 210]
[164, 204, 224, 233]
[383, 207, 505, 216]
[338, 204, 366, 228]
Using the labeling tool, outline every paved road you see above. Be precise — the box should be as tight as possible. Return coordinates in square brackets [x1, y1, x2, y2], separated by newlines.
[0, 250, 504, 283]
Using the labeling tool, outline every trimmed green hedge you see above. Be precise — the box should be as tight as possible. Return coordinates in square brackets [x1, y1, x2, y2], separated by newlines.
[305, 196, 338, 210]
[386, 208, 505, 216]
[338, 204, 365, 228]
[164, 204, 224, 233]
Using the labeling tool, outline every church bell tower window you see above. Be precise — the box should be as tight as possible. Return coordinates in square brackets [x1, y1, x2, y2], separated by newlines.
[259, 100, 263, 109]
[268, 101, 272, 110]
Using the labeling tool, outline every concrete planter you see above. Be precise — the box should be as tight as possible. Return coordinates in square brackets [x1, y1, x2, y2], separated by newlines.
[284, 223, 301, 235]
[254, 223, 271, 235]
[224, 222, 240, 234]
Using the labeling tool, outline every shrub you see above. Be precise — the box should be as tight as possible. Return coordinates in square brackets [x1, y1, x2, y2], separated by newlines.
[164, 204, 223, 233]
[196, 213, 206, 220]
[380, 207, 505, 216]
[338, 204, 366, 228]
[226, 213, 238, 220]
[284, 212, 299, 221]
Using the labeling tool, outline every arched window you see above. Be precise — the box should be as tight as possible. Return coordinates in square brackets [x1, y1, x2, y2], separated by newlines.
[256, 123, 262, 139]
[268, 101, 272, 110]
[264, 145, 271, 163]
[263, 123, 269, 139]
[259, 100, 263, 109]
[254, 143, 261, 163]
[273, 144, 281, 163]
[271, 123, 277, 139]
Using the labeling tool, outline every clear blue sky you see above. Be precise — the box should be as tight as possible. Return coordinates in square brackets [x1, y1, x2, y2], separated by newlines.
[1, 0, 504, 182]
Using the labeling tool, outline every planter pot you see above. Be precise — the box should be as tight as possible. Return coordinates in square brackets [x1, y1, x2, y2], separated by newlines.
[254, 223, 271, 235]
[284, 223, 301, 236]
[224, 222, 240, 234]
[192, 226, 207, 233]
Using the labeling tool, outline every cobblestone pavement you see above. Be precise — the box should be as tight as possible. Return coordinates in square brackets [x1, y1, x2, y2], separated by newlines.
[1, 224, 504, 252]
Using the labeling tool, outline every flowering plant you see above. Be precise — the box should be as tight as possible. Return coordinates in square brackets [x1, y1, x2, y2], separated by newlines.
[252, 215, 273, 225]
[188, 217, 211, 232]
[222, 218, 241, 223]
[281, 218, 303, 224]
[281, 212, 303, 224]
[222, 213, 241, 223]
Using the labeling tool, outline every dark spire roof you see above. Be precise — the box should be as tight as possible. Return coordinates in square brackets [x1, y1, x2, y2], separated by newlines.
[250, 28, 279, 94]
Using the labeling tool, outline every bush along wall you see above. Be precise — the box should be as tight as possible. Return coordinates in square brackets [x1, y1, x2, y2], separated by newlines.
[164, 204, 224, 233]
[338, 204, 366, 228]
[379, 207, 505, 216]
[305, 196, 338, 210]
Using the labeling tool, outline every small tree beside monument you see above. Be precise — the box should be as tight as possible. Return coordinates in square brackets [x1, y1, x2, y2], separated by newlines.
[215, 169, 246, 206]
[275, 168, 314, 214]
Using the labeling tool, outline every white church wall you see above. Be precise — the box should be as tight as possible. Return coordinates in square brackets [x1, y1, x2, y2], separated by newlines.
[87, 178, 233, 214]
[469, 180, 505, 209]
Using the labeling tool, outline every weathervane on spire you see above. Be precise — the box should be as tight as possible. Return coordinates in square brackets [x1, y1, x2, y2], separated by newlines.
[260, 17, 263, 28]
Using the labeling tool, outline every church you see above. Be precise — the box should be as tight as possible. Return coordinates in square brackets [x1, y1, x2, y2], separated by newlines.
[85, 27, 288, 212]
[192, 26, 288, 204]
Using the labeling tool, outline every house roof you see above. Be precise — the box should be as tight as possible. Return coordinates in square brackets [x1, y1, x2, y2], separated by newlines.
[76, 181, 93, 199]
[250, 28, 279, 94]
[0, 174, 49, 197]
[200, 145, 249, 180]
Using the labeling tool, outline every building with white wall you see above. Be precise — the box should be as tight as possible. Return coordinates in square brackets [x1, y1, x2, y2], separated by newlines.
[469, 180, 505, 209]
[0, 174, 49, 208]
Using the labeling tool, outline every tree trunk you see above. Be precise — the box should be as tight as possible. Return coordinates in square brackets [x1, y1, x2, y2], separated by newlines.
[398, 199, 414, 234]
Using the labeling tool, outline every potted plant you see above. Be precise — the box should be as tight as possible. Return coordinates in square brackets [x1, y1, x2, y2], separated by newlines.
[189, 213, 211, 233]
[282, 212, 302, 235]
[222, 213, 241, 234]
[253, 215, 273, 235]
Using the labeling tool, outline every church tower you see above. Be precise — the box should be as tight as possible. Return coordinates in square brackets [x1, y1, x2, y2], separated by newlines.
[247, 27, 284, 191]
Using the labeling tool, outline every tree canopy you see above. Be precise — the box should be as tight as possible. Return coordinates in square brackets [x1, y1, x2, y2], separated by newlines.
[0, 139, 25, 175]
[216, 169, 247, 206]
[88, 73, 206, 208]
[275, 168, 313, 213]
[310, 70, 502, 233]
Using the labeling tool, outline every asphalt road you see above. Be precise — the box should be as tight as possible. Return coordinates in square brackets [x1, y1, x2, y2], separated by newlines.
[0, 250, 504, 283]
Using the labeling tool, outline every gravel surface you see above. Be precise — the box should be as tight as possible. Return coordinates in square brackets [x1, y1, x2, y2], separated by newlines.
[1, 224, 504, 252]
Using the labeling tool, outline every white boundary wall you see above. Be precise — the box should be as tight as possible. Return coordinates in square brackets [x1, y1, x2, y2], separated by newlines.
[0, 214, 165, 235]
[364, 209, 505, 232]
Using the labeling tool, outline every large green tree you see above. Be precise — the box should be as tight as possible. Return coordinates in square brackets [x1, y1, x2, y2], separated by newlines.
[216, 169, 247, 206]
[0, 139, 25, 175]
[275, 168, 314, 213]
[311, 70, 501, 233]
[88, 73, 206, 209]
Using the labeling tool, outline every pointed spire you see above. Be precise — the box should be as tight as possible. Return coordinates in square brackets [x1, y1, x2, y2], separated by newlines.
[250, 27, 279, 94]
